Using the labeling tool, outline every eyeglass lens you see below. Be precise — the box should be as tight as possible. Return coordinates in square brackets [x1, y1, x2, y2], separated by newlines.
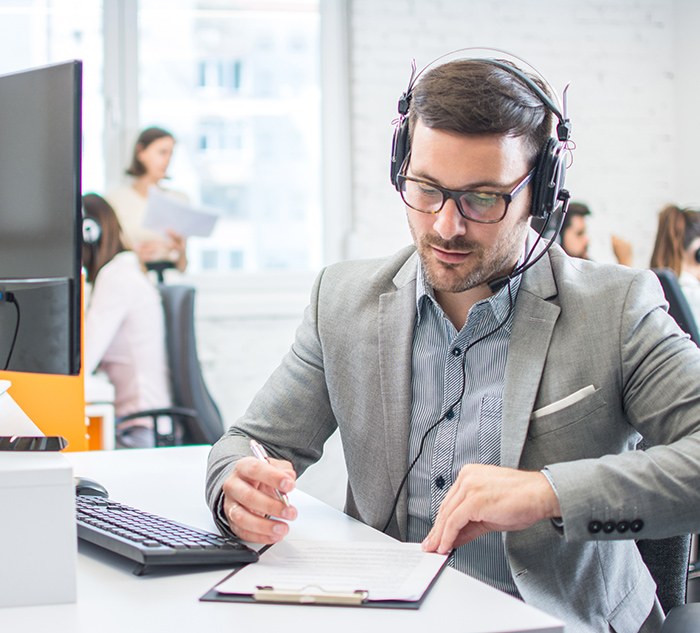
[400, 178, 507, 222]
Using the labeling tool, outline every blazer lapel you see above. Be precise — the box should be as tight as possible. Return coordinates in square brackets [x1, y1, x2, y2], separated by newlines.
[501, 250, 561, 469]
[378, 251, 418, 540]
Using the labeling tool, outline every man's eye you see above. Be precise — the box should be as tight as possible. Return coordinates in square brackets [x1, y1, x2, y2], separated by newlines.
[417, 183, 441, 197]
[462, 192, 500, 210]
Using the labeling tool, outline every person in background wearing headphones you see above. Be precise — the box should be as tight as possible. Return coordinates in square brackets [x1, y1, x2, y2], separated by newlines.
[650, 204, 700, 325]
[82, 193, 171, 449]
[107, 126, 188, 274]
[205, 55, 700, 632]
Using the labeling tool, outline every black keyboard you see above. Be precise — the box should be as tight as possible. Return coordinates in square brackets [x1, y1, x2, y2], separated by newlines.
[76, 495, 258, 574]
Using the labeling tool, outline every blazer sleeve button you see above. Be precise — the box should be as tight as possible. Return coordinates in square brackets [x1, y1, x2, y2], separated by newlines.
[588, 520, 602, 533]
[630, 519, 644, 533]
[603, 521, 616, 534]
[616, 520, 629, 533]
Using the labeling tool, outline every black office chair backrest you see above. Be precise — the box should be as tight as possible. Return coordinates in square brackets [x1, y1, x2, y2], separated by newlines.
[159, 284, 225, 445]
[652, 268, 700, 345]
[636, 535, 692, 615]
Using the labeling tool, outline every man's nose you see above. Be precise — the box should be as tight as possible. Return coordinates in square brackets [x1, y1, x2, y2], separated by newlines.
[433, 198, 468, 240]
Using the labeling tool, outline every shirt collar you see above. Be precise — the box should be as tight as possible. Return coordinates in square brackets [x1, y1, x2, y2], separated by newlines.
[415, 254, 523, 325]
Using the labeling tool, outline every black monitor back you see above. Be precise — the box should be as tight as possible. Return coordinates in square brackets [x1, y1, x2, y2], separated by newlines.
[0, 61, 82, 375]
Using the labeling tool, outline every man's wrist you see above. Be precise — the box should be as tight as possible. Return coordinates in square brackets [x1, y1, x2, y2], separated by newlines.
[539, 468, 562, 518]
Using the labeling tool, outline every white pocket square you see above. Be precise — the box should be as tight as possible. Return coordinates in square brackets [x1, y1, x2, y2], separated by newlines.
[531, 385, 596, 420]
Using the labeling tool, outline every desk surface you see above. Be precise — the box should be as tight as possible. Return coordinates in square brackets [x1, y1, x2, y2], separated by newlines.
[4, 446, 563, 633]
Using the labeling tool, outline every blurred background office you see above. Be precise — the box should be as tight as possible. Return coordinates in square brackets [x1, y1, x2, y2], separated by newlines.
[2, 0, 700, 506]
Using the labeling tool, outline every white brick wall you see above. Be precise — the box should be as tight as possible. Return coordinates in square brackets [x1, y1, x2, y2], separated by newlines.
[196, 0, 700, 507]
[347, 0, 694, 267]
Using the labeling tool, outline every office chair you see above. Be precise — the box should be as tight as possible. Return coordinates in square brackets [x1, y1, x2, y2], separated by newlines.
[652, 268, 700, 345]
[637, 535, 692, 614]
[145, 260, 176, 284]
[116, 284, 226, 447]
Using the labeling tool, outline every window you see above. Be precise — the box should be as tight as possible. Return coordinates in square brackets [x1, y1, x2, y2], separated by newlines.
[0, 0, 344, 276]
[137, 0, 321, 274]
[0, 0, 105, 193]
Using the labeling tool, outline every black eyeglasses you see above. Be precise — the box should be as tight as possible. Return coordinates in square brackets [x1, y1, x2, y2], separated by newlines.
[397, 168, 535, 224]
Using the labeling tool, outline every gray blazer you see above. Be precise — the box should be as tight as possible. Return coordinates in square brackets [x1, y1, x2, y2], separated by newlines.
[207, 241, 700, 633]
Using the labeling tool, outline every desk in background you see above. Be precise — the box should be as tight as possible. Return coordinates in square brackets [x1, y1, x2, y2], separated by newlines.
[3, 447, 563, 633]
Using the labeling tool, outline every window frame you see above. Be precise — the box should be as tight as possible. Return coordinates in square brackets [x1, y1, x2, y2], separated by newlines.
[102, 0, 350, 289]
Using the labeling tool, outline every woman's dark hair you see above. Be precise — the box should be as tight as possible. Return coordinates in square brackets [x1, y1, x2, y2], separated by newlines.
[650, 205, 700, 276]
[408, 59, 554, 166]
[82, 193, 127, 283]
[125, 126, 175, 177]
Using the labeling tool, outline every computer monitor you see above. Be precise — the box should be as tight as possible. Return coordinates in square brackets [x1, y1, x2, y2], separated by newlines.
[0, 60, 82, 375]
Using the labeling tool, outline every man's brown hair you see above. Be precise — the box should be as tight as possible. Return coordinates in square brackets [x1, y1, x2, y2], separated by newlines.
[408, 59, 554, 165]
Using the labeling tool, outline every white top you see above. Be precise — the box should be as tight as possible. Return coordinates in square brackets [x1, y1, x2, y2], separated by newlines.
[679, 269, 700, 329]
[106, 184, 188, 253]
[84, 251, 171, 423]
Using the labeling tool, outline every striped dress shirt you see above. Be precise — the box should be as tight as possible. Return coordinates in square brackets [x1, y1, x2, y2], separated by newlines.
[406, 263, 521, 597]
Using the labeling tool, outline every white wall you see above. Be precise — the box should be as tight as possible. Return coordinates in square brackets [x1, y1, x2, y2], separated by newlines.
[196, 0, 700, 508]
[346, 0, 700, 267]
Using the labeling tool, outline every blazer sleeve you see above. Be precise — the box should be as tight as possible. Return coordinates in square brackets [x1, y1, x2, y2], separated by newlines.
[546, 269, 700, 541]
[206, 266, 338, 516]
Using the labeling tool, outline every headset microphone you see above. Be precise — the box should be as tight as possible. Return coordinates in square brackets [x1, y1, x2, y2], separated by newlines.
[488, 191, 571, 293]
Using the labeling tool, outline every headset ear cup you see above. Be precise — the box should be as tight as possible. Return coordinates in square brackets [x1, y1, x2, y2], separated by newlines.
[82, 216, 102, 245]
[695, 247, 700, 264]
[530, 138, 565, 219]
[390, 117, 410, 191]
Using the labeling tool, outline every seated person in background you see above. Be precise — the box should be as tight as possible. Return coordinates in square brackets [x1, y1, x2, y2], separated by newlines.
[650, 204, 700, 326]
[107, 126, 188, 273]
[82, 193, 171, 449]
[533, 200, 634, 265]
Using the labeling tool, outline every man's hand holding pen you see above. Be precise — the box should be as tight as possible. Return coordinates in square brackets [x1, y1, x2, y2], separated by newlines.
[222, 440, 298, 544]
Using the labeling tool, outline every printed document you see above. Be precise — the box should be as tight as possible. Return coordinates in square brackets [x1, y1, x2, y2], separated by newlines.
[143, 187, 219, 238]
[215, 539, 447, 602]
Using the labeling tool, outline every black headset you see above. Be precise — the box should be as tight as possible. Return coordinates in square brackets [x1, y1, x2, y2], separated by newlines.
[389, 52, 572, 222]
[82, 215, 102, 245]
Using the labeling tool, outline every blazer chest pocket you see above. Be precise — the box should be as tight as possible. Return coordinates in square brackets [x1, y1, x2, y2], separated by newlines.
[528, 387, 607, 439]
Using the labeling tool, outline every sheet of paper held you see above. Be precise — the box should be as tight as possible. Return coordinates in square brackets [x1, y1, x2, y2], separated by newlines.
[143, 186, 219, 238]
[215, 539, 448, 602]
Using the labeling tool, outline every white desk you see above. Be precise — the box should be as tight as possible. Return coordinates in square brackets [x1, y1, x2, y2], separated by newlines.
[4, 447, 563, 633]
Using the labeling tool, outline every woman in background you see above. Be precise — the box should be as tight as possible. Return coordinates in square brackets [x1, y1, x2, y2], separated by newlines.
[107, 126, 188, 272]
[650, 204, 700, 324]
[82, 193, 171, 448]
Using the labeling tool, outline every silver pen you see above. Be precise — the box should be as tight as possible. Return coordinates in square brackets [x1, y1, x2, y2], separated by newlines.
[249, 438, 291, 507]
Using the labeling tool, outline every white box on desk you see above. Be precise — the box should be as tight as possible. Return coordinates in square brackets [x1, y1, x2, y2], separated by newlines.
[0, 451, 77, 608]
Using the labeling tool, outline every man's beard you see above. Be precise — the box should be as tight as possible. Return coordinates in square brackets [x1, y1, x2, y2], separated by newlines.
[415, 222, 529, 294]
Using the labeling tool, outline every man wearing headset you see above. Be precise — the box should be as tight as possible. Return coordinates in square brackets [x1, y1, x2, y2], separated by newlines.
[206, 55, 700, 632]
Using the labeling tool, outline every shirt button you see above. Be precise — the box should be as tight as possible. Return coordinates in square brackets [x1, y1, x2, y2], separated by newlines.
[435, 476, 445, 489]
[445, 409, 455, 420]
[452, 347, 462, 357]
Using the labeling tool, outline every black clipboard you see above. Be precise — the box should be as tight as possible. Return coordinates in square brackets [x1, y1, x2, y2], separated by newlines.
[199, 555, 447, 610]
